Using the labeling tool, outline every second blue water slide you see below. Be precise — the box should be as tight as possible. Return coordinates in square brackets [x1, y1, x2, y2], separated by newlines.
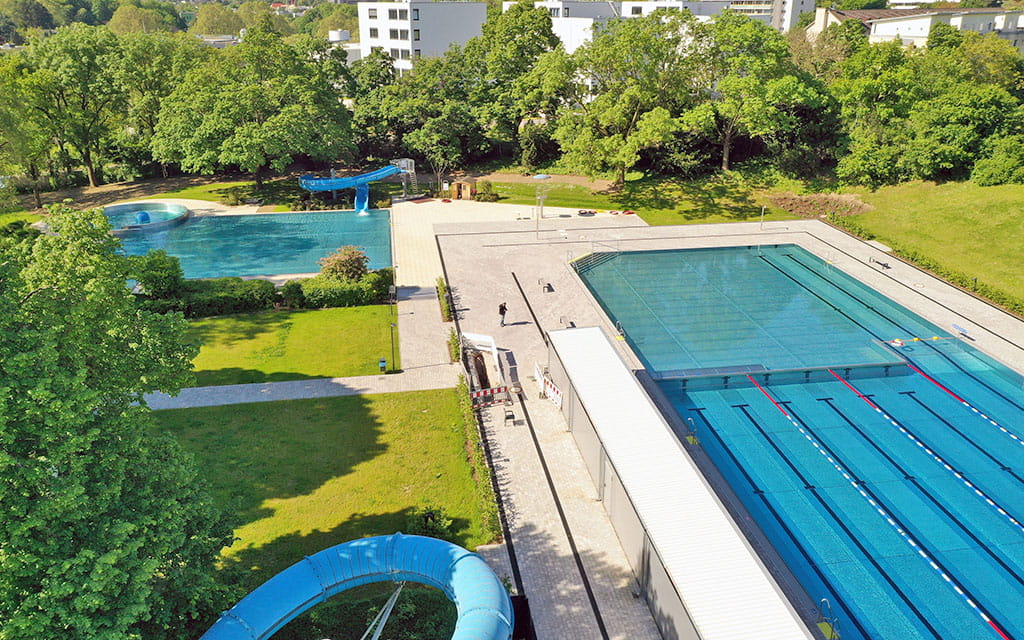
[299, 165, 404, 213]
[199, 533, 513, 640]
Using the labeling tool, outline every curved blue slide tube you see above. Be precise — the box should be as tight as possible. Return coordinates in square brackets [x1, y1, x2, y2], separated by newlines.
[299, 165, 404, 212]
[199, 533, 513, 640]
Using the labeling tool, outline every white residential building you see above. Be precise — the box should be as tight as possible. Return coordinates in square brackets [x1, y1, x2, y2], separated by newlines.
[808, 7, 1024, 53]
[357, 1, 487, 73]
[503, 0, 811, 54]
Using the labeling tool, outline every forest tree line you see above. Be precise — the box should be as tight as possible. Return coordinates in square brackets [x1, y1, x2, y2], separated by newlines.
[2, 5, 1024, 210]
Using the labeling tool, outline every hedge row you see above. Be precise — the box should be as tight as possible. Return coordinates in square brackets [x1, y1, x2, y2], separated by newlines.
[138, 268, 394, 318]
[826, 214, 1024, 315]
[455, 376, 502, 544]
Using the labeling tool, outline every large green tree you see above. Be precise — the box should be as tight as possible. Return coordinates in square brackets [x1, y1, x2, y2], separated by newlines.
[153, 19, 355, 187]
[0, 204, 235, 640]
[188, 2, 242, 36]
[526, 11, 699, 185]
[0, 54, 52, 207]
[113, 31, 209, 174]
[682, 11, 826, 171]
[16, 23, 122, 186]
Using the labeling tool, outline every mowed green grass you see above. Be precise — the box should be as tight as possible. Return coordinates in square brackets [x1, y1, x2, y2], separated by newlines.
[492, 174, 795, 226]
[143, 178, 300, 211]
[187, 307, 399, 386]
[0, 211, 41, 225]
[853, 181, 1024, 297]
[153, 390, 488, 586]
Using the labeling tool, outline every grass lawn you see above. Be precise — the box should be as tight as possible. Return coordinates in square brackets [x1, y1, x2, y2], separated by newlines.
[188, 307, 399, 386]
[850, 181, 1024, 300]
[492, 173, 797, 226]
[152, 389, 492, 586]
[143, 177, 303, 211]
[0, 211, 41, 225]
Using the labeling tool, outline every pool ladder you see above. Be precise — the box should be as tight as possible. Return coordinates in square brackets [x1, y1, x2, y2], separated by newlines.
[816, 598, 841, 639]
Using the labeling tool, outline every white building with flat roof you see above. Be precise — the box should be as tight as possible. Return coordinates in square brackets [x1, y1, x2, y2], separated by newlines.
[357, 1, 486, 72]
[808, 7, 1024, 53]
[503, 0, 810, 54]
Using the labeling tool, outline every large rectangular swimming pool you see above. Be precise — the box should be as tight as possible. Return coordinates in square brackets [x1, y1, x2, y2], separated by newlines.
[118, 210, 391, 278]
[579, 245, 1024, 640]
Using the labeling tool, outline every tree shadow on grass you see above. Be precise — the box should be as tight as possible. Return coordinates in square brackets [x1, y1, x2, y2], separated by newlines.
[615, 174, 764, 222]
[186, 310, 296, 349]
[153, 394, 388, 531]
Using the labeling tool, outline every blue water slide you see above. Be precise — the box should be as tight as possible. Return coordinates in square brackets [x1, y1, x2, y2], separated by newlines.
[199, 533, 513, 640]
[299, 165, 404, 213]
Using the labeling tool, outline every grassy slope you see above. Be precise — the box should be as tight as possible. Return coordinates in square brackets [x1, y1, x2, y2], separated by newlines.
[188, 307, 400, 386]
[153, 389, 488, 586]
[492, 174, 796, 226]
[853, 181, 1024, 297]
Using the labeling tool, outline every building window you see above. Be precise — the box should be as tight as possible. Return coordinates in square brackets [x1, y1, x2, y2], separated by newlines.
[388, 9, 397, 19]
[563, 7, 569, 16]
[399, 9, 408, 19]
[549, 8, 559, 17]
[368, 8, 377, 18]
[412, 8, 419, 19]
[390, 48, 400, 58]
[631, 5, 642, 14]
[400, 49, 410, 59]
[414, 48, 421, 57]
[369, 27, 379, 37]
[390, 29, 399, 38]
[413, 29, 420, 40]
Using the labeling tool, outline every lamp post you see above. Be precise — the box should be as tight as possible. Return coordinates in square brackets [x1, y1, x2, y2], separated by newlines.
[533, 174, 551, 240]
[390, 322, 396, 373]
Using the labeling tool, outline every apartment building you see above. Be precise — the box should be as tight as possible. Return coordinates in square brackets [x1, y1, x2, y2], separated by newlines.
[357, 1, 486, 73]
[504, 0, 810, 54]
[808, 7, 1024, 53]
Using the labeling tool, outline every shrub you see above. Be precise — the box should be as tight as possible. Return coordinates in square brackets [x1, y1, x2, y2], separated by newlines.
[362, 267, 394, 301]
[300, 275, 373, 308]
[970, 135, 1024, 186]
[448, 328, 460, 363]
[219, 187, 245, 206]
[375, 198, 391, 209]
[180, 278, 276, 318]
[404, 504, 456, 542]
[129, 250, 185, 298]
[436, 276, 453, 322]
[279, 279, 305, 308]
[455, 376, 501, 542]
[318, 245, 369, 282]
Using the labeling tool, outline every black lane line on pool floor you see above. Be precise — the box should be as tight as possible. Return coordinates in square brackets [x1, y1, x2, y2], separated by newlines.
[734, 402, 946, 639]
[809, 397, 1024, 592]
[687, 407, 870, 639]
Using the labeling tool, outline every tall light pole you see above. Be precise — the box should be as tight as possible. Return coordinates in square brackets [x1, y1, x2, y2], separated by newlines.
[389, 322, 396, 373]
[533, 174, 551, 240]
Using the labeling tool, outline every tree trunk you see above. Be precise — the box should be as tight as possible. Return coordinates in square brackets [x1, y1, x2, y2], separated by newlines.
[29, 163, 42, 209]
[83, 149, 99, 187]
[615, 165, 626, 189]
[721, 133, 732, 172]
[254, 166, 264, 190]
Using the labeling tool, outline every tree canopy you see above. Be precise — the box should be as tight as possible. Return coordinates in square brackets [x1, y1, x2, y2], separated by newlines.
[153, 19, 355, 187]
[0, 203, 235, 639]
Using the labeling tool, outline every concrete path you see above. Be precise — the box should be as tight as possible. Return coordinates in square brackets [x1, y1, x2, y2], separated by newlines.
[146, 285, 458, 410]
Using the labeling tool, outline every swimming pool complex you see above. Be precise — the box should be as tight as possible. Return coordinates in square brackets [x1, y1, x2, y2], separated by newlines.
[578, 245, 1024, 640]
[118, 210, 391, 278]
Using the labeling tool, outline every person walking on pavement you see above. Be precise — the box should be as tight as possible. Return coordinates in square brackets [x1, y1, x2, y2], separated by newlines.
[498, 302, 508, 327]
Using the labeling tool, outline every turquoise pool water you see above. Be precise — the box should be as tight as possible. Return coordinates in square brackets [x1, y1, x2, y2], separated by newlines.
[118, 210, 391, 278]
[579, 245, 1024, 640]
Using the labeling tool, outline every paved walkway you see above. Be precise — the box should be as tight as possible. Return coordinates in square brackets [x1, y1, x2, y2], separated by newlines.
[146, 286, 458, 410]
